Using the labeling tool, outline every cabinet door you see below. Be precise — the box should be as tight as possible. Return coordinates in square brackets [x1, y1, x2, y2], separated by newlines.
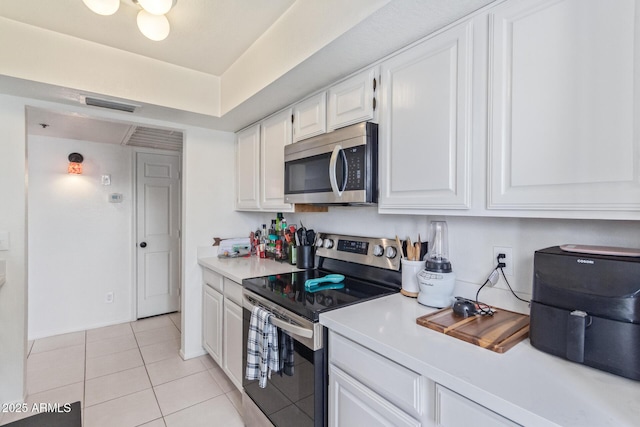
[235, 124, 261, 210]
[330, 365, 421, 427]
[328, 67, 379, 131]
[293, 92, 327, 142]
[203, 284, 223, 365]
[487, 0, 640, 211]
[223, 297, 243, 391]
[260, 109, 294, 212]
[379, 20, 473, 211]
[435, 385, 518, 427]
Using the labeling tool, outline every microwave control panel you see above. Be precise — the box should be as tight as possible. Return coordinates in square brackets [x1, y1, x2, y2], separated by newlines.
[344, 146, 366, 190]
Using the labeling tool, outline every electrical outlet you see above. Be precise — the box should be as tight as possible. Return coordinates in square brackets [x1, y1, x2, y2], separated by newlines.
[105, 291, 114, 303]
[493, 246, 513, 276]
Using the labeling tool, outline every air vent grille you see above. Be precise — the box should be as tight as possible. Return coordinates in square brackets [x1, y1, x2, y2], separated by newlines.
[124, 126, 183, 151]
[84, 97, 138, 113]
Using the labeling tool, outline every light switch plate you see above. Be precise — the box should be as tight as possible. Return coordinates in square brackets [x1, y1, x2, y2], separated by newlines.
[101, 174, 111, 186]
[0, 231, 9, 251]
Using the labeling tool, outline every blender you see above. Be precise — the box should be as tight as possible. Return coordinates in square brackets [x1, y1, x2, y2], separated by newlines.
[417, 221, 456, 308]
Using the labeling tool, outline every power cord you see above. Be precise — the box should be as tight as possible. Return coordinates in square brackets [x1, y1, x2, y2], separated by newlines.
[475, 263, 531, 315]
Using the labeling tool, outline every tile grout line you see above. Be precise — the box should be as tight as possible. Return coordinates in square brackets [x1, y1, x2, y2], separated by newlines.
[131, 320, 167, 425]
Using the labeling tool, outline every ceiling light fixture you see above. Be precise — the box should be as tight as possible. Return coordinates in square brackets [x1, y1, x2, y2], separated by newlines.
[81, 0, 120, 16]
[137, 10, 171, 41]
[137, 0, 176, 16]
[81, 0, 177, 41]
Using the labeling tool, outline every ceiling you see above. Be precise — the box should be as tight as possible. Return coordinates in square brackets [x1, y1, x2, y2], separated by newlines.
[1, 0, 496, 143]
[0, 0, 296, 76]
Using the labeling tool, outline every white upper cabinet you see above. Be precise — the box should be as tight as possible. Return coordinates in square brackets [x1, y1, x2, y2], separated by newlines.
[293, 92, 327, 142]
[260, 109, 293, 211]
[235, 124, 261, 210]
[327, 67, 379, 131]
[487, 0, 640, 212]
[378, 20, 474, 212]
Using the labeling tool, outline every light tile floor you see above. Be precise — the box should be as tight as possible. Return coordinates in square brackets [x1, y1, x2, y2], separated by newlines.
[0, 313, 244, 427]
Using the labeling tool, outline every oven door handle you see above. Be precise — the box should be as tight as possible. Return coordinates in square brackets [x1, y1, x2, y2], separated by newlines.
[243, 295, 313, 339]
[329, 145, 348, 197]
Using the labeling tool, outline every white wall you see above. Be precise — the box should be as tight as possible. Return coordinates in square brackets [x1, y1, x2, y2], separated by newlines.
[0, 17, 220, 117]
[0, 95, 28, 405]
[270, 208, 640, 313]
[27, 136, 133, 339]
[181, 127, 257, 358]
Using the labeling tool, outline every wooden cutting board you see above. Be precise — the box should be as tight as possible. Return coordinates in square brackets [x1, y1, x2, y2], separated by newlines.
[416, 307, 529, 353]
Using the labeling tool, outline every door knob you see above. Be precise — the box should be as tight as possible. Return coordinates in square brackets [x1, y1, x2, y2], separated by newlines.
[140, 242, 147, 248]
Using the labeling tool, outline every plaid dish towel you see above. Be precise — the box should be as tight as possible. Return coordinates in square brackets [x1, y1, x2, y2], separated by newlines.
[245, 305, 280, 388]
[279, 330, 295, 376]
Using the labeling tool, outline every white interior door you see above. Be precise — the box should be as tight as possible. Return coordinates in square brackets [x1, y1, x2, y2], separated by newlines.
[136, 151, 181, 319]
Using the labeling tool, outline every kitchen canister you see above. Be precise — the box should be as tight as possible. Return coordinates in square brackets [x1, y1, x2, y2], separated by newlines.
[296, 246, 315, 269]
[401, 259, 424, 297]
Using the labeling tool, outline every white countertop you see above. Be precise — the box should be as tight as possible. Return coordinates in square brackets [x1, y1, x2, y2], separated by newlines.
[198, 254, 301, 283]
[320, 294, 640, 427]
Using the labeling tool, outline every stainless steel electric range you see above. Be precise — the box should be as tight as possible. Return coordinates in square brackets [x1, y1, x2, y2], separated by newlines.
[241, 233, 402, 427]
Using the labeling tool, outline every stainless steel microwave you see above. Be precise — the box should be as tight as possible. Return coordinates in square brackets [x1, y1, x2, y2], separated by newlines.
[284, 122, 378, 205]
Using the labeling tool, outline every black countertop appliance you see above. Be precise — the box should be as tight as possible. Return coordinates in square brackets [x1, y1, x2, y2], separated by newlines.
[530, 246, 640, 380]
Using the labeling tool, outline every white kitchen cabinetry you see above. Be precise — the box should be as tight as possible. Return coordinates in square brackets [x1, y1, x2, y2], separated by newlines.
[236, 111, 294, 212]
[260, 109, 294, 211]
[378, 19, 474, 212]
[435, 385, 517, 426]
[202, 269, 223, 365]
[329, 332, 427, 426]
[293, 92, 327, 142]
[328, 330, 521, 427]
[235, 124, 261, 210]
[327, 67, 379, 131]
[222, 278, 244, 391]
[487, 0, 640, 212]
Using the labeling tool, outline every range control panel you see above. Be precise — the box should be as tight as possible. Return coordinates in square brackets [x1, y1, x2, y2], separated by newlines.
[315, 233, 401, 271]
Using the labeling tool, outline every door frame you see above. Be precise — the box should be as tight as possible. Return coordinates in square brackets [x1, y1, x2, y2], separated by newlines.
[132, 146, 182, 320]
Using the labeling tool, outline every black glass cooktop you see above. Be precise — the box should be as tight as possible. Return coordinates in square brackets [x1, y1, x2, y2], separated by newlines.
[242, 269, 398, 322]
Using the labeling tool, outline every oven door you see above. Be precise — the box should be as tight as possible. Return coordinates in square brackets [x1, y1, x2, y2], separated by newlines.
[242, 290, 327, 427]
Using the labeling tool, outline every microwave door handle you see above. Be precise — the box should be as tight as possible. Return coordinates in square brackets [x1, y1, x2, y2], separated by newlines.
[339, 148, 348, 192]
[329, 145, 345, 197]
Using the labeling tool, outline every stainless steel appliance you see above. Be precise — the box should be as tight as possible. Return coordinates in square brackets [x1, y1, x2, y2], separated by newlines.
[242, 233, 401, 427]
[530, 245, 640, 380]
[284, 122, 378, 205]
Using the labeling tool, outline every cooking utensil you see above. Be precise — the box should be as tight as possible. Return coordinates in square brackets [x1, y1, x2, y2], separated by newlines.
[396, 235, 405, 259]
[304, 274, 345, 291]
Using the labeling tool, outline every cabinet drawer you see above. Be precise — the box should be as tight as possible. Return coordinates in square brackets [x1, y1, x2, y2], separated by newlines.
[223, 277, 243, 305]
[329, 332, 423, 418]
[203, 268, 223, 293]
[435, 385, 519, 426]
[330, 365, 421, 427]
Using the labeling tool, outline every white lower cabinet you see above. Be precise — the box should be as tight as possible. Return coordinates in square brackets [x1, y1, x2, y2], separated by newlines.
[202, 269, 243, 391]
[329, 332, 426, 427]
[222, 278, 244, 391]
[328, 331, 520, 427]
[435, 385, 518, 427]
[330, 365, 422, 427]
[202, 275, 223, 366]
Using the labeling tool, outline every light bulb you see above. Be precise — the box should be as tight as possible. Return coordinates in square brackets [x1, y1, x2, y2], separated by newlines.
[81, 0, 120, 16]
[137, 0, 176, 15]
[137, 10, 170, 41]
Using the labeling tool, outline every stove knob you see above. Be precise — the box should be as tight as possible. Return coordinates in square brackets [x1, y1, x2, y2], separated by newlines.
[324, 239, 334, 249]
[373, 244, 384, 257]
[385, 246, 397, 259]
[315, 238, 324, 248]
